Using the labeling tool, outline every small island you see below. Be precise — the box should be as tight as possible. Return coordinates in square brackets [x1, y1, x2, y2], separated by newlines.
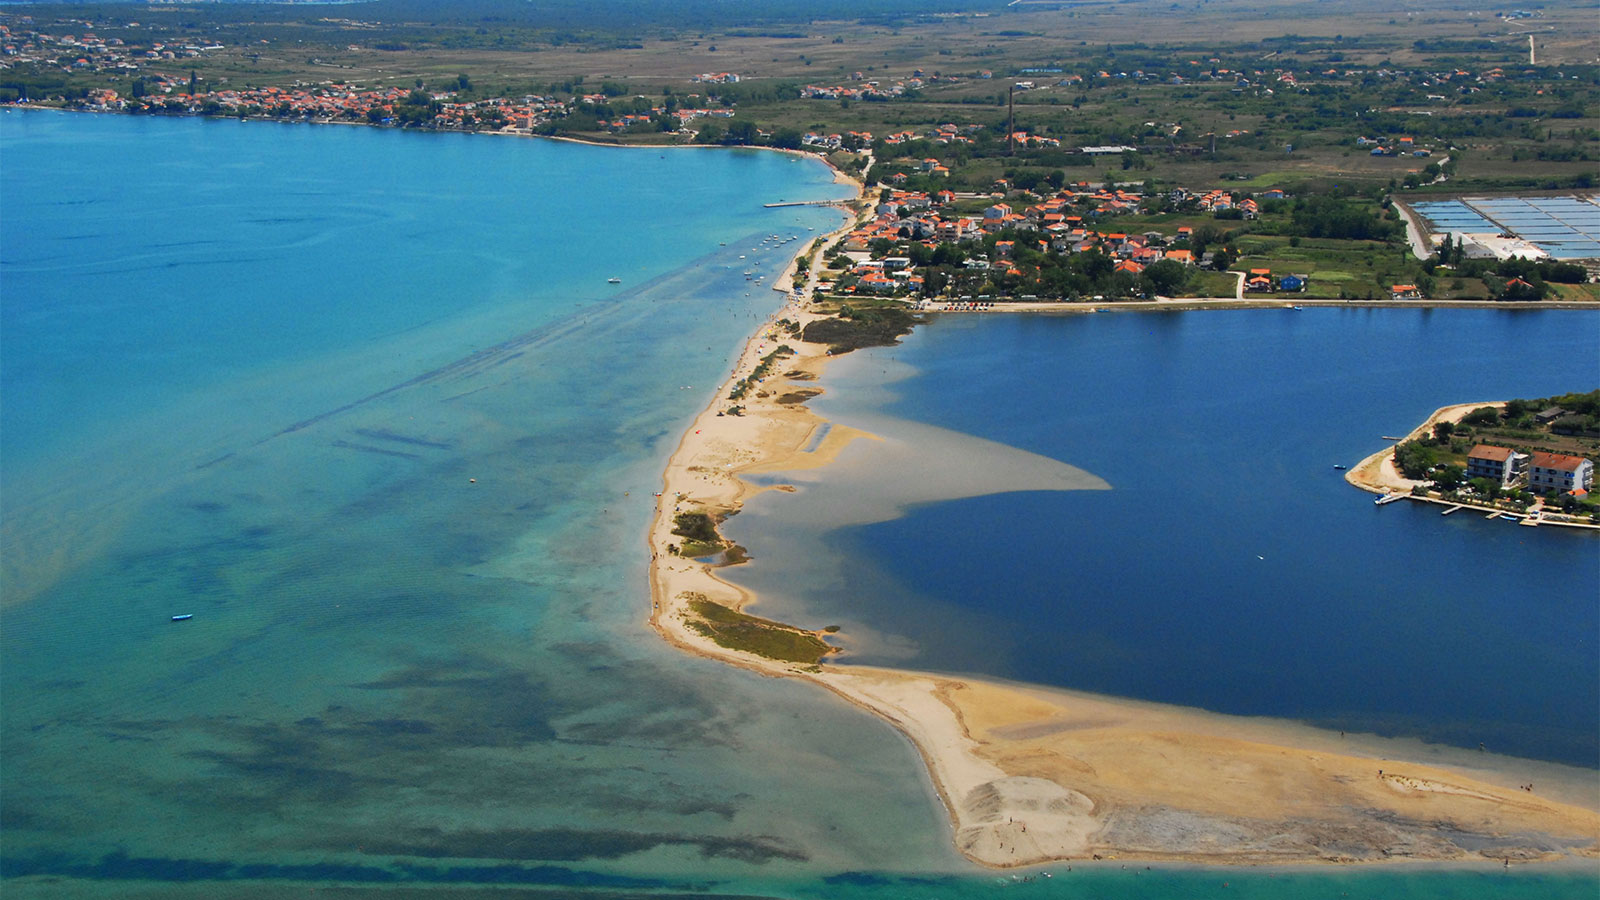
[1348, 390, 1600, 528]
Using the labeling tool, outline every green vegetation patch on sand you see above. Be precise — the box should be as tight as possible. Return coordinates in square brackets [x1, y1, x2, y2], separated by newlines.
[802, 301, 919, 353]
[684, 595, 837, 665]
[671, 511, 720, 544]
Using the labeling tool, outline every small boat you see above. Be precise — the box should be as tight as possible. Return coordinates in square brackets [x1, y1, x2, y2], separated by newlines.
[1499, 514, 1518, 521]
[171, 614, 193, 622]
[607, 277, 621, 284]
[1332, 464, 1347, 470]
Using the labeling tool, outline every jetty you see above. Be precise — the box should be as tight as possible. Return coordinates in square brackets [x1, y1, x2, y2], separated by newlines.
[764, 199, 851, 208]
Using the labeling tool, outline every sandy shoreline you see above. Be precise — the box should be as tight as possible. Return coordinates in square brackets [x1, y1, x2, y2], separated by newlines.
[1345, 402, 1600, 530]
[645, 170, 1599, 869]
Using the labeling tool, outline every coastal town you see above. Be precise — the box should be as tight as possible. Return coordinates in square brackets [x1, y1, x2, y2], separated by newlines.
[6, 6, 1597, 307]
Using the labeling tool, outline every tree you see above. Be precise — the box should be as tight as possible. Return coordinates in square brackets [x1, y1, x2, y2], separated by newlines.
[1393, 440, 1439, 479]
[720, 120, 758, 145]
[769, 128, 803, 150]
[1433, 421, 1455, 441]
[1432, 464, 1466, 491]
[1141, 258, 1190, 295]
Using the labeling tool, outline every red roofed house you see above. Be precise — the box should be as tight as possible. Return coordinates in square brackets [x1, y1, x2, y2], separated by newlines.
[1465, 444, 1528, 487]
[1527, 452, 1594, 495]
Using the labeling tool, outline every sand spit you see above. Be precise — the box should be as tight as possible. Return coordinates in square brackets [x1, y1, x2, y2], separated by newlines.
[1346, 402, 1503, 497]
[645, 307, 1600, 867]
[646, 182, 1598, 870]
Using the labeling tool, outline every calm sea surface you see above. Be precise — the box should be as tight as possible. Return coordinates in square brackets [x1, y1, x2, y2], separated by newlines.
[2, 110, 1595, 897]
[727, 310, 1600, 769]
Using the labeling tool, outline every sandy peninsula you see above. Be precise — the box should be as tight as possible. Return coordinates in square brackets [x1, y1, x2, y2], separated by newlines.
[1345, 401, 1600, 530]
[1345, 401, 1505, 498]
[646, 172, 1599, 870]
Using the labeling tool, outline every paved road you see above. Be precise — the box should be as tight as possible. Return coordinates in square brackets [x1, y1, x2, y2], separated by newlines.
[1393, 200, 1435, 260]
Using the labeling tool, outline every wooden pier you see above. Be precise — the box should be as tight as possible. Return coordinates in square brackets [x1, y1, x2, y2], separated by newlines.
[763, 199, 851, 208]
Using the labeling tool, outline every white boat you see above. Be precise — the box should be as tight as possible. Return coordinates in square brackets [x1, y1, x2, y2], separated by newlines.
[607, 277, 621, 284]
[171, 614, 193, 622]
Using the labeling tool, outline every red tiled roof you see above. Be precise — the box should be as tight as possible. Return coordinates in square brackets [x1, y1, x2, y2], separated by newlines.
[1468, 444, 1514, 462]
[1530, 451, 1589, 472]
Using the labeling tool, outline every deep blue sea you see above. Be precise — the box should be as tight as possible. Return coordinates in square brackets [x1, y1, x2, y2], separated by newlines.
[2, 110, 1596, 898]
[729, 310, 1600, 770]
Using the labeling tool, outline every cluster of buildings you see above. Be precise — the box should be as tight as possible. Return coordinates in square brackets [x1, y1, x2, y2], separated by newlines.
[76, 79, 573, 132]
[1357, 135, 1434, 158]
[801, 130, 876, 150]
[598, 104, 734, 132]
[1465, 445, 1593, 497]
[2, 21, 163, 72]
[1059, 61, 1532, 95]
[802, 123, 988, 153]
[799, 77, 925, 101]
[824, 184, 1294, 296]
[1244, 268, 1306, 292]
[0, 17, 236, 75]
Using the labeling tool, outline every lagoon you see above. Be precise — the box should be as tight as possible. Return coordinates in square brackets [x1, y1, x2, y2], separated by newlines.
[726, 308, 1600, 770]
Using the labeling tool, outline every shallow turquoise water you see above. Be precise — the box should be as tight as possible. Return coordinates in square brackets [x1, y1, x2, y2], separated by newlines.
[2, 110, 1595, 897]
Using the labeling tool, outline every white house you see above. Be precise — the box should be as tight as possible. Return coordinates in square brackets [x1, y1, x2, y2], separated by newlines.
[1464, 444, 1528, 487]
[1527, 451, 1594, 494]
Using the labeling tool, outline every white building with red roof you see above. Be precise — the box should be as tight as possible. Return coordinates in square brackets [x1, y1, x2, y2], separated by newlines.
[1465, 444, 1528, 487]
[1527, 451, 1594, 495]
